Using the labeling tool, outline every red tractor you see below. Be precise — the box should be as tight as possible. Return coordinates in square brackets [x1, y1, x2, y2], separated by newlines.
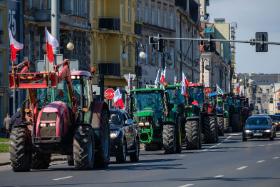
[9, 60, 110, 171]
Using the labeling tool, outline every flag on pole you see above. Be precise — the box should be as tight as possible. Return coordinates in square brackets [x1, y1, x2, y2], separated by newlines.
[113, 89, 125, 109]
[8, 29, 23, 62]
[181, 72, 186, 95]
[216, 84, 224, 95]
[45, 28, 59, 63]
[160, 67, 166, 85]
[154, 69, 161, 86]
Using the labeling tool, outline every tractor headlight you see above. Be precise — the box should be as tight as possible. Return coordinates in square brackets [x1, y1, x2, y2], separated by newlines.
[138, 122, 144, 127]
[40, 123, 46, 128]
[110, 130, 120, 139]
[265, 129, 271, 133]
[49, 123, 56, 127]
[144, 122, 150, 126]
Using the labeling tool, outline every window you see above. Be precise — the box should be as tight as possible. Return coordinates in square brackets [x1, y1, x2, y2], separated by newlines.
[128, 0, 131, 23]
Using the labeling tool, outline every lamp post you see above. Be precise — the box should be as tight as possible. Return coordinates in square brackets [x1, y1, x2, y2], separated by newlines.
[121, 42, 146, 88]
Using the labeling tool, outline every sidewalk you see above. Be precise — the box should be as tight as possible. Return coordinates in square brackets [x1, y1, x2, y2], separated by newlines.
[0, 153, 67, 166]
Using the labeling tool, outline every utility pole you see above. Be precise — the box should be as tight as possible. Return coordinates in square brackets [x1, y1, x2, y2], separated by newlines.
[179, 14, 183, 81]
[51, 0, 60, 54]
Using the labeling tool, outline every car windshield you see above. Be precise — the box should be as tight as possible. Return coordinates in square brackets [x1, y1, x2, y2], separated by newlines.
[109, 112, 122, 126]
[133, 92, 163, 112]
[246, 117, 269, 126]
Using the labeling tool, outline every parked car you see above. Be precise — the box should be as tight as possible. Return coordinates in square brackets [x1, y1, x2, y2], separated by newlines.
[109, 109, 140, 163]
[243, 115, 276, 141]
[269, 114, 280, 131]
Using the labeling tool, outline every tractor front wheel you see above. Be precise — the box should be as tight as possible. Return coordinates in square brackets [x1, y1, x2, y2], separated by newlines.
[217, 117, 224, 136]
[31, 152, 51, 169]
[185, 120, 201, 150]
[203, 116, 218, 144]
[163, 124, 176, 154]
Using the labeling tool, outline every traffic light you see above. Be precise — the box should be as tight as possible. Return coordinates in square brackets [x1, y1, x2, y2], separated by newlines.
[149, 36, 158, 50]
[255, 32, 268, 52]
[203, 35, 215, 52]
[149, 34, 165, 52]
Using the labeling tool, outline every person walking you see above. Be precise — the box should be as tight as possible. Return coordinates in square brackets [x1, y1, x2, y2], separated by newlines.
[3, 113, 11, 138]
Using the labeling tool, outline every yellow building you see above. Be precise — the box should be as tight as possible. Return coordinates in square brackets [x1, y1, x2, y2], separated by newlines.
[90, 0, 137, 88]
[0, 1, 9, 127]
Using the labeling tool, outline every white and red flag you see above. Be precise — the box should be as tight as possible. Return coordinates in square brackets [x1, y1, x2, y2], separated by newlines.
[181, 72, 186, 95]
[45, 28, 59, 63]
[154, 69, 161, 86]
[160, 67, 166, 85]
[8, 29, 23, 62]
[113, 89, 125, 109]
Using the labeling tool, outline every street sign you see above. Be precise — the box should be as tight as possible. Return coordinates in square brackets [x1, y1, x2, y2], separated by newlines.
[104, 88, 115, 100]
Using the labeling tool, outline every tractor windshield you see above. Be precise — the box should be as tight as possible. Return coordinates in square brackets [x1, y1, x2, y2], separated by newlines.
[166, 88, 185, 105]
[188, 87, 204, 106]
[133, 92, 163, 112]
[55, 80, 71, 106]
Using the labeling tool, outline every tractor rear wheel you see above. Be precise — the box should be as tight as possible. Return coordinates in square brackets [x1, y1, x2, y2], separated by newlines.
[217, 117, 224, 136]
[94, 109, 110, 168]
[224, 117, 229, 132]
[10, 127, 32, 172]
[163, 124, 176, 154]
[232, 113, 241, 132]
[203, 116, 218, 143]
[31, 152, 51, 169]
[185, 120, 201, 150]
[73, 125, 95, 170]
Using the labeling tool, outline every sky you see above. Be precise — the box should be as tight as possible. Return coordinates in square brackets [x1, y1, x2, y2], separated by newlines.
[208, 0, 280, 73]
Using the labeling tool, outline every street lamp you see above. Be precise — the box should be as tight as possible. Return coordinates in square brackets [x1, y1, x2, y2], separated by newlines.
[121, 42, 146, 88]
[66, 41, 74, 51]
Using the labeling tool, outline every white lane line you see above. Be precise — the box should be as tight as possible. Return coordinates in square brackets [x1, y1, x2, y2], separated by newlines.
[214, 175, 224, 178]
[257, 160, 265, 163]
[273, 156, 279, 160]
[236, 166, 248, 170]
[257, 144, 265, 147]
[132, 163, 144, 166]
[178, 184, 194, 187]
[52, 176, 73, 181]
[228, 133, 240, 136]
[202, 135, 232, 151]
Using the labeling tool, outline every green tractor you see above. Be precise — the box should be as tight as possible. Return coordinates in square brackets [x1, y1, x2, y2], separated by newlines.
[226, 95, 244, 132]
[184, 84, 204, 149]
[130, 87, 180, 154]
[201, 88, 219, 143]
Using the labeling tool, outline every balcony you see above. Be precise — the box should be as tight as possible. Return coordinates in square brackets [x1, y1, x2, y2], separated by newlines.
[99, 18, 120, 31]
[134, 22, 142, 35]
[98, 62, 120, 76]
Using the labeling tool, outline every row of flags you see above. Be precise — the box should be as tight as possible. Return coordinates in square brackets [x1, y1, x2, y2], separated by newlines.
[8, 28, 58, 63]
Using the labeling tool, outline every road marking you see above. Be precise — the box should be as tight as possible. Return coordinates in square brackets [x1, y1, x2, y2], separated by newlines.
[52, 176, 73, 181]
[178, 184, 194, 187]
[257, 144, 265, 147]
[236, 166, 248, 170]
[228, 133, 240, 136]
[214, 175, 224, 178]
[132, 163, 144, 166]
[273, 156, 279, 160]
[202, 135, 232, 151]
[257, 160, 265, 163]
[179, 154, 185, 157]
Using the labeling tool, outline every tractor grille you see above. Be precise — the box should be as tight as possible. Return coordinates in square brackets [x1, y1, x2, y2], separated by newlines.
[41, 112, 57, 121]
[40, 126, 56, 137]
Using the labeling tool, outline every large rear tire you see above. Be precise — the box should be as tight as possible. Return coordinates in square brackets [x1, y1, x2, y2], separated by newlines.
[10, 127, 32, 172]
[224, 117, 229, 132]
[217, 116, 224, 136]
[31, 152, 51, 169]
[73, 125, 95, 170]
[163, 124, 176, 154]
[94, 109, 110, 168]
[203, 116, 218, 143]
[185, 120, 201, 150]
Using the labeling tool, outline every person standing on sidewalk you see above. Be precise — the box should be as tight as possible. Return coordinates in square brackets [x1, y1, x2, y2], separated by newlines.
[3, 113, 11, 138]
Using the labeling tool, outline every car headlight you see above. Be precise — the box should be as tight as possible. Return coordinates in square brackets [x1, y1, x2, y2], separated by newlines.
[245, 130, 252, 133]
[110, 130, 120, 139]
[265, 129, 271, 133]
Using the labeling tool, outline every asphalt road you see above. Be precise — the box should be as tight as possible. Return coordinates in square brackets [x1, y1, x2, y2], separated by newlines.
[0, 133, 280, 187]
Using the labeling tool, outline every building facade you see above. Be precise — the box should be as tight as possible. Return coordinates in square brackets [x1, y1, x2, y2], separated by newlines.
[90, 0, 137, 88]
[136, 0, 201, 85]
[0, 0, 9, 127]
[24, 0, 91, 71]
